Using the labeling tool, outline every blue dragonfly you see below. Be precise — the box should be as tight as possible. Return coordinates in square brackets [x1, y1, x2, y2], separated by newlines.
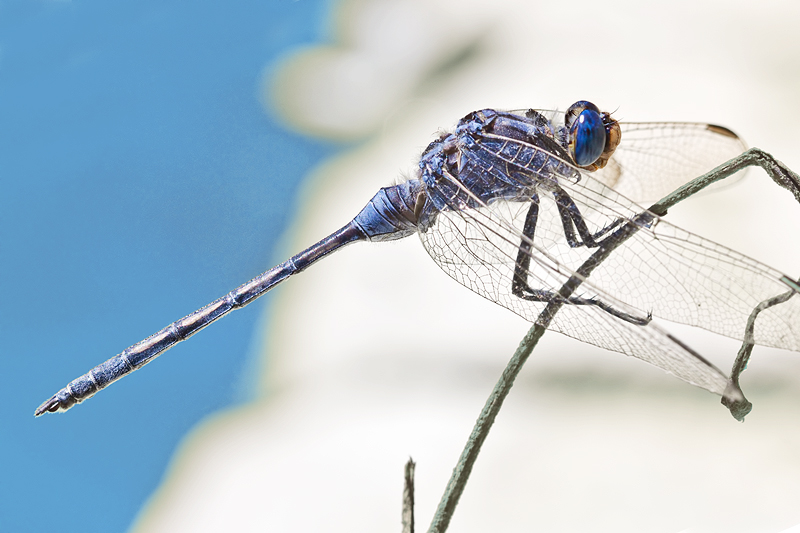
[35, 101, 800, 417]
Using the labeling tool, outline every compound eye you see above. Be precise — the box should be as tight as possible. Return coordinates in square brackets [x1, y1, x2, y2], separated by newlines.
[568, 107, 606, 167]
[565, 100, 600, 129]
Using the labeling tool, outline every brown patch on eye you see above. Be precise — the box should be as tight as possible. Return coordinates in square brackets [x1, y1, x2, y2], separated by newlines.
[578, 115, 621, 172]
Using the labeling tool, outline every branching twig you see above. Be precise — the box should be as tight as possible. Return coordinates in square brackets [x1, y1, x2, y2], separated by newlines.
[722, 286, 798, 420]
[426, 147, 800, 533]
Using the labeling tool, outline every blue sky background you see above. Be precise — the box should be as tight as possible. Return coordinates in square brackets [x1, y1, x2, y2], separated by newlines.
[0, 1, 337, 531]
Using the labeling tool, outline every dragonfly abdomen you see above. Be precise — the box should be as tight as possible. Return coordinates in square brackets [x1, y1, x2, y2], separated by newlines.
[352, 179, 424, 241]
[35, 180, 427, 415]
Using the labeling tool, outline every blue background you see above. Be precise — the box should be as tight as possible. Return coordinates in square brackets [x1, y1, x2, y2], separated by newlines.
[0, 1, 336, 530]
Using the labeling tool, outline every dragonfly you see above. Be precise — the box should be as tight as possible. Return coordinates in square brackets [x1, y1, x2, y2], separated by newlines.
[35, 100, 800, 417]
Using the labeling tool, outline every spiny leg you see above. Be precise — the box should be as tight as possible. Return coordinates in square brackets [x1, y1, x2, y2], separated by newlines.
[511, 192, 540, 297]
[511, 194, 651, 326]
[552, 184, 626, 248]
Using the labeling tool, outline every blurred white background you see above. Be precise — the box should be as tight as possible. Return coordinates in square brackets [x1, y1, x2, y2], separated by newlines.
[132, 0, 800, 531]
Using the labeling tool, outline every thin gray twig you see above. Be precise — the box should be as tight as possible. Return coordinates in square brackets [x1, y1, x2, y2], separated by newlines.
[402, 458, 416, 533]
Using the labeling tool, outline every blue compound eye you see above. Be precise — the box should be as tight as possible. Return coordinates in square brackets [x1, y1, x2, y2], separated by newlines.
[569, 108, 607, 167]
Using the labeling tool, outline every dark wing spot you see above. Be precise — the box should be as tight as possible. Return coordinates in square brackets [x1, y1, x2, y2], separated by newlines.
[706, 124, 739, 139]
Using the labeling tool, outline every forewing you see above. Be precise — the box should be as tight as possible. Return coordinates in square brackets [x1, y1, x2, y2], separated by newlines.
[555, 172, 800, 351]
[418, 133, 798, 399]
[418, 184, 735, 397]
[593, 122, 748, 203]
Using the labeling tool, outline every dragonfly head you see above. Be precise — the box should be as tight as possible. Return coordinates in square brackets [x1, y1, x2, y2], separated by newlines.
[564, 101, 621, 171]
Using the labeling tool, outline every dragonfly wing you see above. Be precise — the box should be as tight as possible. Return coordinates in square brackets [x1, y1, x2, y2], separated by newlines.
[417, 192, 734, 398]
[460, 123, 799, 352]
[418, 132, 797, 398]
[593, 122, 748, 203]
[555, 172, 800, 351]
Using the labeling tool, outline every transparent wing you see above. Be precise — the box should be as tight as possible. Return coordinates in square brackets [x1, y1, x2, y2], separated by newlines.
[551, 171, 799, 349]
[418, 137, 798, 397]
[419, 188, 732, 396]
[517, 108, 748, 203]
[590, 121, 747, 203]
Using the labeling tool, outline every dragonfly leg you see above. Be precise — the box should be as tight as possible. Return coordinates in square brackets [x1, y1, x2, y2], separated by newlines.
[511, 195, 650, 326]
[516, 286, 651, 326]
[552, 185, 626, 248]
[511, 192, 540, 297]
